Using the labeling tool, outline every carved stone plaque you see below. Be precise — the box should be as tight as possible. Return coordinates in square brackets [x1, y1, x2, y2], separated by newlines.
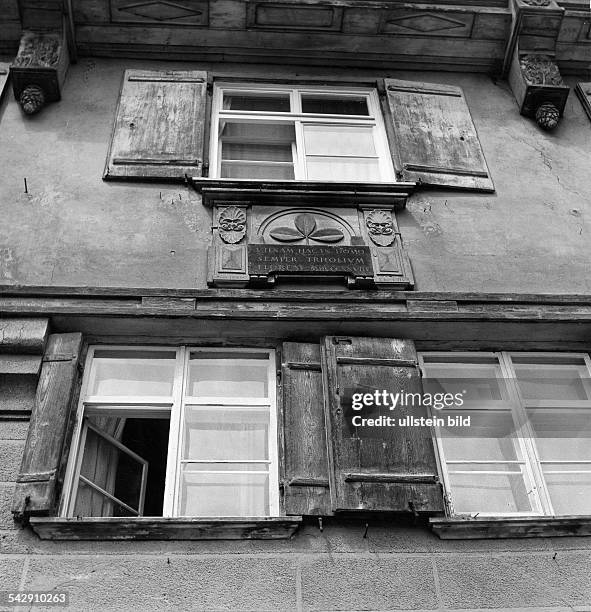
[248, 244, 373, 277]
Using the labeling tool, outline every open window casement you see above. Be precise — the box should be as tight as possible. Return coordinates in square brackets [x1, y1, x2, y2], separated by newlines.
[281, 337, 444, 516]
[382, 79, 494, 192]
[104, 70, 208, 180]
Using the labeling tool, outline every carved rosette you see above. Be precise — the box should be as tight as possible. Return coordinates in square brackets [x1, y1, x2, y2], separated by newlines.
[218, 206, 247, 244]
[366, 210, 395, 247]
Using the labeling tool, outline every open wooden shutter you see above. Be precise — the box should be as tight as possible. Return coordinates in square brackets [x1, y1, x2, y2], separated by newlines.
[104, 70, 207, 181]
[383, 78, 494, 192]
[12, 333, 83, 520]
[280, 342, 332, 515]
[322, 336, 443, 514]
[0, 63, 9, 100]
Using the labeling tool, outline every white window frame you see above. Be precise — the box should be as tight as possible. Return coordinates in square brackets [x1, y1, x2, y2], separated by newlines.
[419, 351, 591, 518]
[209, 82, 396, 182]
[60, 346, 279, 518]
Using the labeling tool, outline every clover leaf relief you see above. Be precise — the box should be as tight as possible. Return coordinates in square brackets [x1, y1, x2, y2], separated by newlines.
[270, 213, 344, 245]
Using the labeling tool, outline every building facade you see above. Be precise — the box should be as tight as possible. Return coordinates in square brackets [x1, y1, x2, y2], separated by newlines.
[1, 0, 591, 610]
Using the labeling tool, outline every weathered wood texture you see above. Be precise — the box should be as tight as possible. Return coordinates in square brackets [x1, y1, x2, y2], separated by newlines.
[0, 62, 10, 99]
[384, 79, 494, 192]
[576, 82, 591, 121]
[322, 336, 444, 514]
[30, 516, 302, 540]
[281, 342, 331, 515]
[104, 70, 207, 181]
[431, 516, 591, 538]
[0, 318, 49, 354]
[12, 333, 83, 519]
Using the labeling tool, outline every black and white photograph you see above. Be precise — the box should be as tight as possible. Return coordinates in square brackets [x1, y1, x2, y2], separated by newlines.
[1, 0, 591, 610]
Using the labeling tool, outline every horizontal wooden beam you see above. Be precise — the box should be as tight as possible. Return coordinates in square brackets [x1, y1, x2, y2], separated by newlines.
[30, 516, 303, 540]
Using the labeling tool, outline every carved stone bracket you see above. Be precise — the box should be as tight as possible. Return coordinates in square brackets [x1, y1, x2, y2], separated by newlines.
[10, 23, 69, 115]
[509, 50, 569, 130]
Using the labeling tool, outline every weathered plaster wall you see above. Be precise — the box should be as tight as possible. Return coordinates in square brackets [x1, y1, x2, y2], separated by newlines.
[1, 421, 590, 611]
[0, 58, 590, 293]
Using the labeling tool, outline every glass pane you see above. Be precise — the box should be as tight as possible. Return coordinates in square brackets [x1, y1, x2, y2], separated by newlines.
[447, 463, 532, 514]
[223, 93, 291, 112]
[440, 410, 520, 462]
[183, 407, 269, 461]
[422, 362, 508, 403]
[513, 364, 591, 401]
[179, 465, 269, 516]
[306, 157, 381, 182]
[88, 350, 176, 397]
[222, 143, 293, 162]
[76, 425, 145, 516]
[304, 125, 376, 156]
[220, 122, 295, 143]
[527, 408, 591, 461]
[301, 95, 369, 116]
[542, 464, 591, 514]
[221, 162, 294, 180]
[187, 352, 269, 398]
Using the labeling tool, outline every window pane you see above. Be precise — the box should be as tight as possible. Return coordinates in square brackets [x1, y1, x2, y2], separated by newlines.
[179, 465, 269, 516]
[183, 407, 269, 461]
[306, 157, 381, 182]
[187, 352, 269, 398]
[220, 121, 295, 143]
[542, 464, 591, 514]
[88, 350, 176, 397]
[527, 408, 591, 461]
[304, 125, 376, 156]
[221, 162, 294, 180]
[222, 142, 293, 162]
[223, 93, 290, 112]
[301, 95, 369, 116]
[76, 425, 145, 517]
[513, 364, 591, 401]
[447, 463, 533, 514]
[440, 410, 520, 462]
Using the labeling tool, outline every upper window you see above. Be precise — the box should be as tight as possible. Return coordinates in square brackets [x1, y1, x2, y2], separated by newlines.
[61, 346, 279, 518]
[420, 352, 591, 517]
[209, 84, 395, 182]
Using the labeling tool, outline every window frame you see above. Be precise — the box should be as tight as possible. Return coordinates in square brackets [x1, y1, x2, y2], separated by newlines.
[209, 82, 396, 183]
[60, 345, 279, 519]
[419, 351, 591, 518]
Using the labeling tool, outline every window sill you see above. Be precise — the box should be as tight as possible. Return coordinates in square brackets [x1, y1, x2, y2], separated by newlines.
[29, 516, 302, 540]
[189, 178, 416, 209]
[430, 516, 591, 539]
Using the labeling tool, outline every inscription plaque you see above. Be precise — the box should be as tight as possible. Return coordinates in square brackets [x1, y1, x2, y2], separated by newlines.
[248, 244, 373, 277]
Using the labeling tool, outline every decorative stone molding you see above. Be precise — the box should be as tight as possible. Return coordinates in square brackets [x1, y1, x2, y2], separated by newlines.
[218, 206, 246, 244]
[366, 210, 396, 247]
[520, 0, 551, 6]
[575, 83, 591, 123]
[10, 26, 69, 115]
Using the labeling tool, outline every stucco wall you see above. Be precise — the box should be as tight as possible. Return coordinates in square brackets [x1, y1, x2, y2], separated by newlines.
[0, 58, 590, 293]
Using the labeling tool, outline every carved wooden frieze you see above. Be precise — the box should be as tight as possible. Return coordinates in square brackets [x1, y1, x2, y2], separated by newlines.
[111, 0, 209, 25]
[208, 203, 413, 289]
[575, 83, 591, 122]
[379, 11, 474, 38]
[247, 3, 343, 31]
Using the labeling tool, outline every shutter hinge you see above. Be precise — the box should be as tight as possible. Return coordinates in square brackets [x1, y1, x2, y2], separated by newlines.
[332, 336, 352, 345]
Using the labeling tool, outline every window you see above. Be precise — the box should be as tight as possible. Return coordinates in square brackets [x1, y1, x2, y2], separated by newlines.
[60, 346, 279, 518]
[209, 84, 395, 182]
[420, 352, 591, 517]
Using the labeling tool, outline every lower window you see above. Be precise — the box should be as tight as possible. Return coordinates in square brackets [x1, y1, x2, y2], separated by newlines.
[61, 347, 279, 518]
[420, 352, 591, 517]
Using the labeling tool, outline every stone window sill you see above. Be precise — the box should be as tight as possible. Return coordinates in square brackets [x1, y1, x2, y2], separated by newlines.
[189, 178, 416, 209]
[430, 516, 591, 539]
[29, 516, 302, 540]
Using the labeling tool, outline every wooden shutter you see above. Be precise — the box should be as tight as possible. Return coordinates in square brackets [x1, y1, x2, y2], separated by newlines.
[383, 78, 494, 192]
[12, 333, 83, 520]
[322, 336, 443, 514]
[280, 342, 332, 515]
[0, 63, 9, 100]
[104, 70, 207, 181]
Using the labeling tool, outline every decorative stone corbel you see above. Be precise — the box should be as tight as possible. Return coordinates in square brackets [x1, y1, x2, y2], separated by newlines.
[10, 23, 69, 115]
[508, 50, 569, 130]
[504, 0, 569, 130]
